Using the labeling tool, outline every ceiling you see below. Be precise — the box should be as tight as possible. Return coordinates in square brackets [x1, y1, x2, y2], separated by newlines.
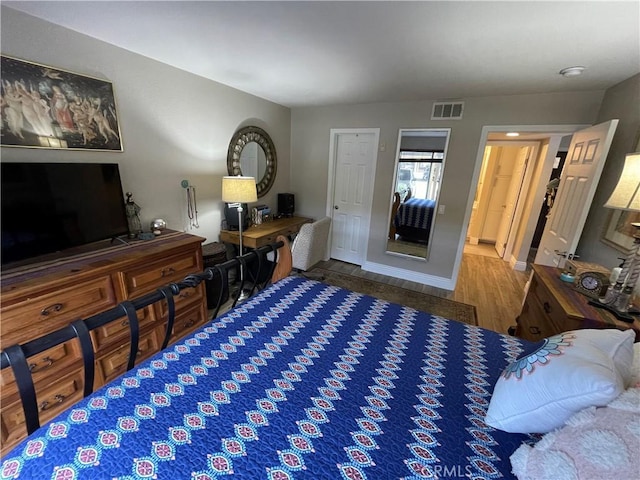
[4, 1, 640, 108]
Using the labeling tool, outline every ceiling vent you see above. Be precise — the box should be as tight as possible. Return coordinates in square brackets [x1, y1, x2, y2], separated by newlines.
[431, 101, 464, 120]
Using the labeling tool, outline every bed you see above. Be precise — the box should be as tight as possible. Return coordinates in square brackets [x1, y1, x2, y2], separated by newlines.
[0, 242, 540, 479]
[389, 189, 436, 243]
[4, 242, 637, 479]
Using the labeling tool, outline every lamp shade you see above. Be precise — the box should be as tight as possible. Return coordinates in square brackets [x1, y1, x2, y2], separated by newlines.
[222, 176, 257, 203]
[604, 153, 640, 212]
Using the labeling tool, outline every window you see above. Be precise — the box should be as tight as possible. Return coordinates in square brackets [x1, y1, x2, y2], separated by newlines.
[397, 150, 443, 201]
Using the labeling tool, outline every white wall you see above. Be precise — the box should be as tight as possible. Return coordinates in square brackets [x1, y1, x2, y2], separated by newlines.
[577, 74, 640, 268]
[291, 92, 604, 283]
[1, 7, 291, 245]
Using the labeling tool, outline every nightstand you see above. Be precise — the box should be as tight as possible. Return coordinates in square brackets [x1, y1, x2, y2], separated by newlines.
[515, 264, 640, 342]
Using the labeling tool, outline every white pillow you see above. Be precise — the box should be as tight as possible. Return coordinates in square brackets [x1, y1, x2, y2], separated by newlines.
[485, 329, 635, 434]
[510, 387, 640, 480]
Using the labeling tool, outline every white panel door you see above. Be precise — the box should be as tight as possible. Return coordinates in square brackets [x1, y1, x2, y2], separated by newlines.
[535, 120, 619, 266]
[330, 132, 377, 265]
[481, 147, 516, 241]
[495, 146, 530, 258]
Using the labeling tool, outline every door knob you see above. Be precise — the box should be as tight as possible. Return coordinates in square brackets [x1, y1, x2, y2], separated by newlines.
[334, 205, 339, 210]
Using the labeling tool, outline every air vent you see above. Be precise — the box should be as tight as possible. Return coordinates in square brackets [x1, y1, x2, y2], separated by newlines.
[431, 101, 464, 120]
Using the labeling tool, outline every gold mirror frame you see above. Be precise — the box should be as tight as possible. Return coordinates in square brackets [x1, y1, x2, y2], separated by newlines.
[227, 126, 277, 198]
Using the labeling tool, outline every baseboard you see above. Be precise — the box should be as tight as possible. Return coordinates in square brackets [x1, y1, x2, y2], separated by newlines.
[510, 257, 528, 271]
[362, 260, 455, 290]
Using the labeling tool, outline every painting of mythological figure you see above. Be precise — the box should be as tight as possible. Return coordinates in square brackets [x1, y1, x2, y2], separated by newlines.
[1, 56, 122, 151]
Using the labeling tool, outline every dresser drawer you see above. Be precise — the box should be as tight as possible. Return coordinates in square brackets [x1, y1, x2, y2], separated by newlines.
[258, 226, 304, 247]
[96, 327, 162, 385]
[158, 285, 204, 318]
[516, 295, 558, 342]
[1, 369, 85, 452]
[91, 306, 158, 350]
[121, 251, 201, 297]
[528, 275, 569, 331]
[0, 341, 80, 393]
[1, 276, 117, 346]
[169, 303, 207, 345]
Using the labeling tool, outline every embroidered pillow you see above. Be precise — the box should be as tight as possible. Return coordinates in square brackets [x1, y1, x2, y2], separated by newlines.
[485, 329, 635, 433]
[510, 387, 640, 480]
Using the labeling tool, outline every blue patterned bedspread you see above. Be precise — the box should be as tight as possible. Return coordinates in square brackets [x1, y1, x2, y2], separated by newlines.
[1, 276, 535, 480]
[395, 198, 435, 231]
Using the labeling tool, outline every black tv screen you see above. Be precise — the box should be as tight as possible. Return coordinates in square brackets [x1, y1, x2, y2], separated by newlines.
[1, 162, 130, 267]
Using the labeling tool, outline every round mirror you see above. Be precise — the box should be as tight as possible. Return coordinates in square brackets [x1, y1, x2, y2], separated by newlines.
[227, 126, 277, 198]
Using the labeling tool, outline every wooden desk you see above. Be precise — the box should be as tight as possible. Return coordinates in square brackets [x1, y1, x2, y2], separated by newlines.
[515, 264, 640, 342]
[220, 216, 312, 249]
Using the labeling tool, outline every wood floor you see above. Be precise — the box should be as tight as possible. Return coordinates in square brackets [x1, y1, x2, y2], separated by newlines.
[311, 244, 531, 334]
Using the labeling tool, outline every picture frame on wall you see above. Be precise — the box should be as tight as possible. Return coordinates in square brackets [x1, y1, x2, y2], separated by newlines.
[601, 130, 640, 253]
[1, 55, 122, 151]
[602, 209, 640, 254]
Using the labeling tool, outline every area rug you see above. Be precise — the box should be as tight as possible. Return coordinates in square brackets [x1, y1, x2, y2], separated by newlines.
[307, 268, 478, 326]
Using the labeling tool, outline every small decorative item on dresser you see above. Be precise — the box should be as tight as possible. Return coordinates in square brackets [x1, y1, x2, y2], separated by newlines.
[574, 271, 610, 299]
[151, 218, 167, 235]
[125, 192, 142, 238]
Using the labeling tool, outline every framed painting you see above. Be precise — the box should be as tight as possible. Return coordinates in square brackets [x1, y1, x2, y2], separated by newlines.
[1, 55, 122, 151]
[602, 209, 640, 254]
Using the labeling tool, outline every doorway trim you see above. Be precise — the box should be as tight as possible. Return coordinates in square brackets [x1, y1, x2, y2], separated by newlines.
[326, 128, 380, 266]
[452, 124, 590, 286]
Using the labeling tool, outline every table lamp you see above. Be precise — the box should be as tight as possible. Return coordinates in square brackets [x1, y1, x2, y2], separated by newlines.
[222, 175, 257, 300]
[593, 152, 640, 321]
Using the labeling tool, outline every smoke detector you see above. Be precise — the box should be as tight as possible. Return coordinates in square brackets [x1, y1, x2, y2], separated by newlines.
[559, 66, 585, 78]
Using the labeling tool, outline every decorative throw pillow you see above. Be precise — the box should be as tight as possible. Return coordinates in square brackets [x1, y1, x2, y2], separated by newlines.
[510, 387, 640, 480]
[485, 328, 635, 433]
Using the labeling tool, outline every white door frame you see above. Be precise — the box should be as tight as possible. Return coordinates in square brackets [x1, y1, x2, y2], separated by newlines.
[452, 124, 589, 286]
[326, 128, 380, 265]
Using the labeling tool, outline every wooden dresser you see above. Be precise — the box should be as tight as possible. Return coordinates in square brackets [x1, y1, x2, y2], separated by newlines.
[0, 231, 206, 455]
[515, 264, 640, 343]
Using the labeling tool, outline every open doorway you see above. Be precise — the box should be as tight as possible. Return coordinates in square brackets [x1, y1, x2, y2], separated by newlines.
[466, 142, 539, 260]
[461, 127, 580, 273]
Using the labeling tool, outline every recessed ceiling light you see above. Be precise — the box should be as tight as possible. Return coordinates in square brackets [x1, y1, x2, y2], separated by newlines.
[559, 66, 586, 77]
[506, 132, 520, 137]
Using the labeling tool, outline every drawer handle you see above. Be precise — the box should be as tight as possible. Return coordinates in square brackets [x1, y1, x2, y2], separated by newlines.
[543, 302, 551, 314]
[29, 357, 54, 373]
[127, 349, 144, 363]
[184, 319, 196, 328]
[40, 394, 66, 411]
[161, 267, 176, 277]
[121, 319, 129, 327]
[41, 303, 63, 316]
[179, 290, 192, 299]
[529, 326, 541, 335]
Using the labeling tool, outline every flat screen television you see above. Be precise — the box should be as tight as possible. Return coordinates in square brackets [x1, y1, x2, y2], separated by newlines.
[1, 162, 130, 267]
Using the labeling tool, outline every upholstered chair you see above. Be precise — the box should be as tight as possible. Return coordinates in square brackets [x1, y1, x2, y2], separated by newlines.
[291, 217, 332, 272]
